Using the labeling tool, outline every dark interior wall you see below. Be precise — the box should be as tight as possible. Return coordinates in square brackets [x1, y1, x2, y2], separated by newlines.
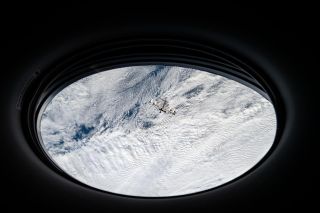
[1, 6, 318, 211]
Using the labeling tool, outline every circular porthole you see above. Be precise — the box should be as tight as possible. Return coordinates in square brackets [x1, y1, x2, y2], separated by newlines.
[22, 39, 280, 198]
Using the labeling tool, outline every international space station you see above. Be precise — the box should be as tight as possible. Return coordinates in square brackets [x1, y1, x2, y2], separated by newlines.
[150, 97, 176, 115]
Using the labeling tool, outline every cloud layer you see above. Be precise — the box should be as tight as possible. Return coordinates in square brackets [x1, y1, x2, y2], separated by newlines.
[40, 65, 277, 197]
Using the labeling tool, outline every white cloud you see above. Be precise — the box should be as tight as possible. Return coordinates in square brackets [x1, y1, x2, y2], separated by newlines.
[40, 65, 277, 197]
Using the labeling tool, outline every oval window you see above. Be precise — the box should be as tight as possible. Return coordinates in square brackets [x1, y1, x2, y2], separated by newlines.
[39, 65, 277, 197]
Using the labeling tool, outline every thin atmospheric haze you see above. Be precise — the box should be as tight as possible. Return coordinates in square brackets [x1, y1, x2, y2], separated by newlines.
[39, 65, 277, 197]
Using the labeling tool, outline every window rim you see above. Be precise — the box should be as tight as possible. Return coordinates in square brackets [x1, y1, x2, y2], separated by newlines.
[21, 37, 284, 199]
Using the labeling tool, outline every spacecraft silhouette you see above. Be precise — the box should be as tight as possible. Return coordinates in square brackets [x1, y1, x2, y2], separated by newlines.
[150, 98, 176, 115]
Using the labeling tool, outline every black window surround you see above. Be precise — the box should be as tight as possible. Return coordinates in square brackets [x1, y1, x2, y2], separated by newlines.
[20, 37, 284, 198]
